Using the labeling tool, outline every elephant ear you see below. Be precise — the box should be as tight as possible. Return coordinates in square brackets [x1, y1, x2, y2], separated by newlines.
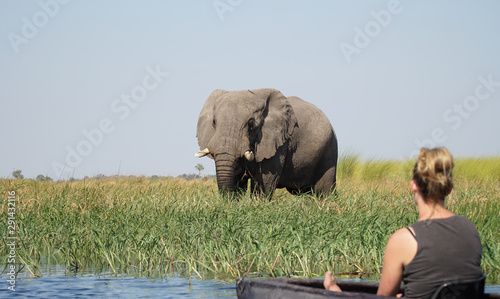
[197, 89, 227, 154]
[251, 88, 297, 163]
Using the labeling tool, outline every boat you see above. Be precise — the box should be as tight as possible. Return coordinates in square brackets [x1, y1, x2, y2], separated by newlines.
[236, 277, 500, 299]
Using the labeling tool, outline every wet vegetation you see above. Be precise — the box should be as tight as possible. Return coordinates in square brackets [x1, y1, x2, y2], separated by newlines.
[1, 156, 499, 284]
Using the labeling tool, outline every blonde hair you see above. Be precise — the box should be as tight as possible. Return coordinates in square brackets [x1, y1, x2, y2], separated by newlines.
[412, 147, 454, 201]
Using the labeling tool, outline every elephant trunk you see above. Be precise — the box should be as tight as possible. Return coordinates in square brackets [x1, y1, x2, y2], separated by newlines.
[214, 152, 238, 193]
[209, 120, 251, 194]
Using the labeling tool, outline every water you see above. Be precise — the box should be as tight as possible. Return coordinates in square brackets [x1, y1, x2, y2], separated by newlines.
[2, 265, 499, 298]
[487, 284, 500, 295]
[1, 265, 236, 298]
[1, 275, 236, 298]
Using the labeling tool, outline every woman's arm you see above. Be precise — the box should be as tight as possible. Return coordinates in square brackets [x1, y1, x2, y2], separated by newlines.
[377, 228, 417, 297]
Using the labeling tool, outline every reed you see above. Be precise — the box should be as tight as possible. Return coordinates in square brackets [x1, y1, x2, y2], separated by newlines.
[1, 157, 499, 283]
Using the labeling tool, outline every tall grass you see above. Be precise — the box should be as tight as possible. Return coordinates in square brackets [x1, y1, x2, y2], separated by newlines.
[1, 157, 499, 284]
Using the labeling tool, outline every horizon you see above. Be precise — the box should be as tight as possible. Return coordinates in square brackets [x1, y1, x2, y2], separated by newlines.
[5, 155, 499, 181]
[2, 1, 499, 179]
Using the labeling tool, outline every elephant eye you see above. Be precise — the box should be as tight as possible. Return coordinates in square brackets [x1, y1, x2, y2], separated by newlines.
[212, 118, 216, 129]
[248, 118, 255, 131]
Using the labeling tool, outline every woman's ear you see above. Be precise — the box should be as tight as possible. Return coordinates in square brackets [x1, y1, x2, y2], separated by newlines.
[251, 89, 297, 162]
[197, 89, 227, 154]
[410, 179, 418, 194]
[410, 179, 420, 203]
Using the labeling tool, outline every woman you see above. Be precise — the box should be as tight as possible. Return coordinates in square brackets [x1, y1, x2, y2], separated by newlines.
[324, 147, 483, 298]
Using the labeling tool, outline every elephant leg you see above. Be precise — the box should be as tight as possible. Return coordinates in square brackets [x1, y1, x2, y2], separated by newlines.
[258, 154, 286, 197]
[312, 136, 338, 197]
[249, 168, 278, 197]
[313, 166, 336, 196]
[260, 162, 283, 197]
[261, 173, 279, 197]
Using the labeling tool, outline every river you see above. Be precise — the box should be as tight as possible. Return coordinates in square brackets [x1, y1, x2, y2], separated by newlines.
[2, 265, 499, 298]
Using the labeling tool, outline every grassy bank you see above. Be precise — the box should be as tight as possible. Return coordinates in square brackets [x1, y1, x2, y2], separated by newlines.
[1, 157, 499, 283]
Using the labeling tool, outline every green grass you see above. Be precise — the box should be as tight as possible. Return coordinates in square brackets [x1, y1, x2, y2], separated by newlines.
[1, 157, 499, 284]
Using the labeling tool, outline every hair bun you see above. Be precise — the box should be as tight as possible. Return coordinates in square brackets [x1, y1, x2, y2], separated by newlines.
[413, 147, 454, 200]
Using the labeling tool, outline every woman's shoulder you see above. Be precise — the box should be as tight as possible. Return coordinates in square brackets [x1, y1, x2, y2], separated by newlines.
[388, 227, 416, 247]
[453, 214, 475, 224]
[442, 215, 478, 229]
[386, 227, 418, 266]
[453, 215, 481, 233]
[412, 215, 479, 235]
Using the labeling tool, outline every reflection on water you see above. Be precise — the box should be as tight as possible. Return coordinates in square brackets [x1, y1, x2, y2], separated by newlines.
[1, 264, 236, 298]
[488, 285, 500, 295]
[1, 264, 499, 298]
[1, 276, 236, 298]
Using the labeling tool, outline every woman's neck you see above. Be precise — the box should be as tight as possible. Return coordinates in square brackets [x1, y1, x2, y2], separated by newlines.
[417, 197, 455, 220]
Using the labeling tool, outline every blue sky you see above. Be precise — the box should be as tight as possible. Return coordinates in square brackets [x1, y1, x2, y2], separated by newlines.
[1, 0, 499, 179]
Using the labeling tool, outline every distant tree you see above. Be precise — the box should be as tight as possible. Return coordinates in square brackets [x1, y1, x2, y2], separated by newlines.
[195, 163, 205, 176]
[36, 175, 53, 182]
[94, 174, 106, 180]
[177, 173, 200, 180]
[151, 175, 159, 180]
[12, 170, 24, 179]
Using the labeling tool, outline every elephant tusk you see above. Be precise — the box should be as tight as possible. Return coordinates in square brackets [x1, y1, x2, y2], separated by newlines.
[195, 148, 210, 158]
[244, 150, 254, 161]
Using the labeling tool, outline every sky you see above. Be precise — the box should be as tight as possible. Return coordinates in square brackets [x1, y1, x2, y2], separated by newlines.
[1, 0, 499, 180]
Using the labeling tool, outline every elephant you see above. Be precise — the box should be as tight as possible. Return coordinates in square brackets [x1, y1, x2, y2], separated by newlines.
[195, 88, 338, 197]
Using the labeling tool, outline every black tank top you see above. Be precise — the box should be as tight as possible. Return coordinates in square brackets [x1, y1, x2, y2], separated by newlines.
[403, 215, 482, 298]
